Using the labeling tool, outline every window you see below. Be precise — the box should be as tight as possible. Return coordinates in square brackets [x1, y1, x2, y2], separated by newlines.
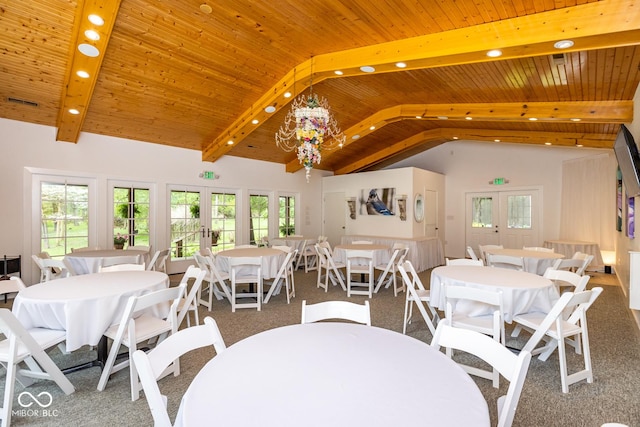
[211, 192, 236, 252]
[471, 197, 493, 228]
[170, 190, 201, 260]
[278, 195, 296, 237]
[113, 187, 150, 248]
[507, 195, 532, 229]
[40, 182, 89, 256]
[249, 194, 269, 245]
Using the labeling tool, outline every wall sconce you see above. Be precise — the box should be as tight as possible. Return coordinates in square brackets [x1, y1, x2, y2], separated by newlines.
[346, 197, 356, 220]
[396, 194, 407, 221]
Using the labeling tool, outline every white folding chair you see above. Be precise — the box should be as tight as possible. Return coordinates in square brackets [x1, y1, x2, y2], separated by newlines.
[31, 253, 51, 282]
[39, 258, 72, 281]
[0, 309, 75, 427]
[300, 239, 318, 273]
[398, 261, 439, 335]
[486, 254, 524, 271]
[147, 249, 170, 273]
[229, 257, 262, 312]
[571, 252, 595, 275]
[132, 317, 226, 427]
[478, 244, 503, 264]
[99, 263, 145, 272]
[431, 322, 531, 427]
[301, 300, 371, 326]
[176, 266, 207, 327]
[374, 244, 408, 296]
[445, 258, 484, 266]
[466, 246, 479, 261]
[193, 253, 231, 309]
[263, 249, 297, 304]
[315, 243, 346, 293]
[346, 249, 374, 298]
[444, 285, 505, 387]
[512, 287, 603, 393]
[543, 268, 590, 294]
[97, 284, 186, 400]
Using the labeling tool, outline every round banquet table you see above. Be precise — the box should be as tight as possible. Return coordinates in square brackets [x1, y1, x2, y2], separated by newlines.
[430, 265, 559, 323]
[270, 236, 310, 253]
[333, 243, 390, 266]
[175, 323, 489, 427]
[65, 249, 148, 275]
[484, 248, 564, 275]
[12, 270, 169, 351]
[215, 247, 285, 279]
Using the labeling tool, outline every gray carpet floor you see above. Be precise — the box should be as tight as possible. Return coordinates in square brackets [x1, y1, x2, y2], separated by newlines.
[2, 268, 639, 426]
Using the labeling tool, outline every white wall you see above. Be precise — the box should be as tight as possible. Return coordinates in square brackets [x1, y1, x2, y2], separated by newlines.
[322, 167, 445, 239]
[387, 139, 609, 258]
[0, 118, 326, 283]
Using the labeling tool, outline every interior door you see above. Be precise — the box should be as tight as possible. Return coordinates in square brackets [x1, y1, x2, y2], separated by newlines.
[323, 192, 346, 248]
[424, 190, 438, 238]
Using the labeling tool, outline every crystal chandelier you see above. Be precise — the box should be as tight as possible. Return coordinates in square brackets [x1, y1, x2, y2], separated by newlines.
[275, 90, 345, 182]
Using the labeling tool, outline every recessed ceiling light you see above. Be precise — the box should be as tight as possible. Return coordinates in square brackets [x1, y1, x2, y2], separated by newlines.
[486, 49, 502, 58]
[264, 106, 276, 113]
[570, 118, 581, 122]
[334, 70, 343, 76]
[76, 70, 90, 78]
[452, 136, 459, 140]
[227, 140, 234, 145]
[494, 139, 501, 142]
[576, 143, 583, 147]
[283, 92, 291, 98]
[415, 116, 422, 119]
[352, 135, 360, 140]
[395, 62, 406, 68]
[251, 119, 259, 125]
[360, 66, 375, 73]
[69, 108, 80, 115]
[554, 40, 574, 49]
[88, 14, 104, 26]
[84, 29, 100, 41]
[369, 126, 375, 130]
[545, 142, 552, 145]
[78, 43, 99, 57]
[200, 3, 213, 14]
[529, 117, 538, 121]
[437, 116, 448, 120]
[465, 116, 473, 120]
[338, 143, 344, 147]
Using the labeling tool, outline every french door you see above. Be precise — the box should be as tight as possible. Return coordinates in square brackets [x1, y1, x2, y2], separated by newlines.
[168, 186, 238, 273]
[465, 189, 541, 254]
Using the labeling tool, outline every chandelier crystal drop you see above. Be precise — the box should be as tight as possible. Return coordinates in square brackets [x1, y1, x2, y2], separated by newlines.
[275, 93, 345, 182]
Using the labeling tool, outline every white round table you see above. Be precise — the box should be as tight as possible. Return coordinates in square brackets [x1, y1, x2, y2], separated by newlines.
[216, 247, 285, 279]
[65, 249, 148, 275]
[430, 265, 559, 323]
[484, 248, 564, 275]
[12, 270, 169, 351]
[175, 323, 489, 427]
[333, 243, 390, 266]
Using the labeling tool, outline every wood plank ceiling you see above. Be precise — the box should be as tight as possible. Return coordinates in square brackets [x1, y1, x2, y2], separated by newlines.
[1, 0, 639, 175]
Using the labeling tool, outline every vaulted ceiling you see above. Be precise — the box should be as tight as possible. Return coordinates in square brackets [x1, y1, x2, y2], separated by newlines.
[2, 0, 639, 175]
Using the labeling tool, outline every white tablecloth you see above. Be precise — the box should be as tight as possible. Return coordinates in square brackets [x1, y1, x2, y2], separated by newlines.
[175, 323, 489, 427]
[485, 248, 564, 275]
[430, 265, 559, 323]
[12, 271, 169, 351]
[270, 236, 310, 253]
[341, 235, 444, 272]
[333, 244, 390, 266]
[543, 240, 604, 270]
[65, 249, 148, 275]
[216, 247, 285, 279]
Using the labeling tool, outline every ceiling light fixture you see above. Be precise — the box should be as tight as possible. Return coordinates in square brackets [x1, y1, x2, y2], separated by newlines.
[251, 119, 259, 124]
[84, 29, 100, 41]
[334, 70, 343, 76]
[554, 40, 574, 49]
[369, 125, 375, 130]
[88, 14, 104, 26]
[486, 49, 502, 58]
[276, 58, 345, 182]
[69, 108, 80, 115]
[395, 62, 406, 68]
[529, 117, 538, 121]
[545, 142, 552, 145]
[78, 43, 99, 57]
[437, 116, 448, 120]
[360, 66, 375, 73]
[264, 105, 276, 113]
[465, 116, 473, 120]
[570, 118, 581, 122]
[200, 3, 213, 14]
[284, 92, 291, 98]
[227, 140, 234, 145]
[76, 70, 90, 78]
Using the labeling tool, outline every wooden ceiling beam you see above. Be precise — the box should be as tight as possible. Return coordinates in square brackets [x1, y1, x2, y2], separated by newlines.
[333, 128, 615, 175]
[56, 0, 122, 143]
[204, 0, 639, 163]
[286, 101, 631, 172]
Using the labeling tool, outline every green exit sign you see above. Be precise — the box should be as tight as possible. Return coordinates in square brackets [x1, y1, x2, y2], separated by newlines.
[493, 177, 505, 185]
[202, 171, 216, 180]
